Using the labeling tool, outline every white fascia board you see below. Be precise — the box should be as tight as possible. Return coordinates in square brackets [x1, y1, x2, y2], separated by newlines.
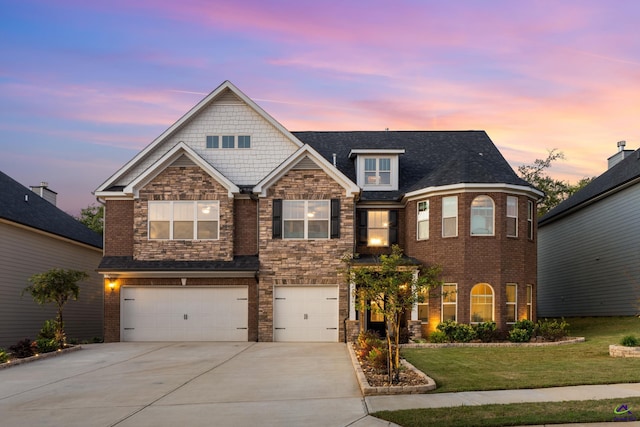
[254, 145, 360, 197]
[95, 80, 304, 193]
[348, 148, 405, 159]
[124, 142, 240, 198]
[403, 183, 545, 202]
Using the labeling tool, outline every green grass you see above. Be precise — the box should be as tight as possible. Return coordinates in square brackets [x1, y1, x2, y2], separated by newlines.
[374, 317, 640, 426]
[374, 397, 640, 427]
[403, 316, 640, 393]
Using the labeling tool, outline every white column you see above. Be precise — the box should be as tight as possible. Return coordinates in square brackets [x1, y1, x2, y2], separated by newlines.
[349, 280, 356, 320]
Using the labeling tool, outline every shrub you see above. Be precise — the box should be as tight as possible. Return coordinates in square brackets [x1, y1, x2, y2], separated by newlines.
[513, 319, 536, 336]
[9, 338, 36, 358]
[620, 335, 639, 347]
[356, 331, 384, 359]
[0, 348, 9, 363]
[508, 328, 532, 343]
[37, 319, 57, 340]
[474, 322, 498, 343]
[367, 346, 389, 371]
[436, 320, 458, 341]
[35, 338, 59, 354]
[428, 330, 448, 343]
[399, 327, 410, 344]
[537, 318, 570, 341]
[452, 323, 477, 343]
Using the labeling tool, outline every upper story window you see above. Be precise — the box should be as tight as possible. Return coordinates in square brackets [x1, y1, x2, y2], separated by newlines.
[367, 210, 389, 246]
[148, 201, 219, 240]
[442, 196, 458, 237]
[350, 149, 403, 191]
[206, 135, 250, 149]
[417, 200, 429, 240]
[507, 196, 518, 237]
[527, 200, 534, 240]
[470, 195, 494, 236]
[272, 199, 340, 240]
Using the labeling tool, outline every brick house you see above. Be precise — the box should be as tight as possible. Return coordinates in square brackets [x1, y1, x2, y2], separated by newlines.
[95, 81, 542, 342]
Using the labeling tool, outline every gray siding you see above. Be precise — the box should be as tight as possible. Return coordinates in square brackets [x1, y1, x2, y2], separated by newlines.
[538, 184, 640, 317]
[0, 222, 103, 348]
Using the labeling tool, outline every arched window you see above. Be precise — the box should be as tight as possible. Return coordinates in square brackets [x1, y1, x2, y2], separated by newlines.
[470, 196, 494, 235]
[471, 283, 494, 323]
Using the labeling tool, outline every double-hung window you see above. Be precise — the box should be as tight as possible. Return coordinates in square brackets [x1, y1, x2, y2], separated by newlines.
[506, 283, 517, 323]
[507, 196, 518, 237]
[417, 200, 429, 240]
[367, 210, 389, 246]
[442, 196, 458, 237]
[364, 158, 391, 186]
[525, 285, 533, 320]
[283, 200, 330, 239]
[527, 200, 534, 240]
[441, 283, 457, 322]
[470, 196, 494, 236]
[418, 289, 429, 323]
[148, 201, 219, 240]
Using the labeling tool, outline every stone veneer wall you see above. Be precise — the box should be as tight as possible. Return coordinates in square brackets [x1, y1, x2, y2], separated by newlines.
[258, 169, 355, 342]
[403, 192, 538, 335]
[134, 166, 234, 261]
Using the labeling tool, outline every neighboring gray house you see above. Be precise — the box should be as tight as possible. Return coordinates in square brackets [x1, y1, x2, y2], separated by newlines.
[0, 171, 104, 348]
[538, 143, 640, 317]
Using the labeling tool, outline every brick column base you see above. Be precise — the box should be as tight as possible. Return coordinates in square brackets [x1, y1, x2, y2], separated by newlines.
[346, 320, 360, 342]
[407, 320, 422, 340]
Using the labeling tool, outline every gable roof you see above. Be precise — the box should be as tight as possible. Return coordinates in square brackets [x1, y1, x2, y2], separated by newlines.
[0, 171, 103, 249]
[539, 148, 640, 225]
[294, 131, 538, 201]
[96, 80, 304, 193]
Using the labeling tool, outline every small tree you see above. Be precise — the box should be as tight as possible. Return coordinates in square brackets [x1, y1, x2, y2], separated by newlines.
[346, 246, 442, 383]
[76, 204, 104, 235]
[23, 268, 89, 348]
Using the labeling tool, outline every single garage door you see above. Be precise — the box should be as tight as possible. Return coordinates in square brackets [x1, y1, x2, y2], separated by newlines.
[121, 286, 248, 341]
[273, 286, 339, 342]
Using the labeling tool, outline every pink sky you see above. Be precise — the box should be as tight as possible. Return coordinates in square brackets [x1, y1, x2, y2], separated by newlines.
[1, 0, 639, 214]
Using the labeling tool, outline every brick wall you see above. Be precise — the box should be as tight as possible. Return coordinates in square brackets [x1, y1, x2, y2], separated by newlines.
[104, 200, 134, 256]
[234, 198, 258, 255]
[134, 166, 234, 261]
[404, 192, 538, 334]
[258, 169, 355, 342]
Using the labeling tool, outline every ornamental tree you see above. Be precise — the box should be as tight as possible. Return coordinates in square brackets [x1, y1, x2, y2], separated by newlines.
[345, 245, 442, 384]
[23, 268, 89, 348]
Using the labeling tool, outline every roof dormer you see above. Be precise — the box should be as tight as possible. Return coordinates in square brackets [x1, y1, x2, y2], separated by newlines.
[349, 149, 404, 191]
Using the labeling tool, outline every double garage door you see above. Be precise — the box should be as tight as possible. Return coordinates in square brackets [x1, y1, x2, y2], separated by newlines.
[121, 287, 248, 341]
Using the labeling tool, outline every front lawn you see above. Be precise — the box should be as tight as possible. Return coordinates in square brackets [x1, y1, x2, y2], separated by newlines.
[403, 316, 640, 393]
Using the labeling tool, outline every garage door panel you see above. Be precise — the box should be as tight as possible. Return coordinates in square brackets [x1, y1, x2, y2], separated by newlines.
[273, 286, 339, 342]
[121, 287, 248, 342]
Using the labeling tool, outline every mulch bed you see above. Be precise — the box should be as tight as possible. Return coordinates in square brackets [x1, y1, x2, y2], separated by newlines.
[354, 344, 432, 387]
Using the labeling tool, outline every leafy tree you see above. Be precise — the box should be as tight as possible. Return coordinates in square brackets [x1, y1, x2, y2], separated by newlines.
[23, 269, 89, 348]
[345, 245, 442, 383]
[517, 149, 593, 217]
[76, 204, 104, 235]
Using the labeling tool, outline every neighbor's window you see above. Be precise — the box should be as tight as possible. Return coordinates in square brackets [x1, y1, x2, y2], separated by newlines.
[470, 196, 494, 235]
[507, 196, 518, 237]
[367, 210, 389, 246]
[148, 201, 219, 240]
[525, 284, 533, 320]
[238, 135, 251, 148]
[418, 289, 429, 323]
[283, 200, 329, 239]
[442, 196, 458, 237]
[441, 283, 457, 322]
[470, 283, 494, 323]
[506, 283, 517, 324]
[417, 200, 429, 240]
[527, 200, 534, 240]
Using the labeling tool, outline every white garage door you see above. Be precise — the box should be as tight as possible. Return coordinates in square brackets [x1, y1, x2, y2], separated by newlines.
[273, 286, 339, 342]
[121, 287, 248, 341]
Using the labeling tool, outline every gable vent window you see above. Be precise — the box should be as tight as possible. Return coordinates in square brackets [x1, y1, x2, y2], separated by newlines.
[205, 135, 251, 149]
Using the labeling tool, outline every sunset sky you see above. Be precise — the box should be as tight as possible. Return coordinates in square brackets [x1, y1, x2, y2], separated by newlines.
[1, 0, 639, 214]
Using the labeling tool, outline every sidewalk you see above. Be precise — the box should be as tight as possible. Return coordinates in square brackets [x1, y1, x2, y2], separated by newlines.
[363, 383, 640, 426]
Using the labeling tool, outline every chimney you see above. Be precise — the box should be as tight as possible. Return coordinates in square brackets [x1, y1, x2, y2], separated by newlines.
[30, 181, 58, 206]
[607, 141, 634, 169]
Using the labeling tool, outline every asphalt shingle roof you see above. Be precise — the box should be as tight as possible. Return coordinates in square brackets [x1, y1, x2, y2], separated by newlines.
[293, 131, 531, 201]
[98, 256, 259, 272]
[539, 149, 640, 225]
[0, 170, 103, 249]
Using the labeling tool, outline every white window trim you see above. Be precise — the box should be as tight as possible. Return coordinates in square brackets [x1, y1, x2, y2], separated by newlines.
[356, 155, 399, 191]
[507, 196, 518, 238]
[441, 283, 457, 322]
[470, 195, 495, 236]
[527, 200, 534, 240]
[506, 283, 517, 324]
[417, 200, 429, 241]
[526, 284, 533, 320]
[442, 196, 458, 238]
[283, 200, 330, 240]
[148, 200, 220, 241]
[470, 283, 495, 324]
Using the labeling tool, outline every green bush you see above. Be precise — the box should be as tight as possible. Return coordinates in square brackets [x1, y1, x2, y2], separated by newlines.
[537, 318, 570, 341]
[513, 319, 536, 336]
[356, 330, 385, 359]
[37, 319, 57, 340]
[474, 322, 498, 343]
[0, 348, 9, 363]
[9, 338, 36, 358]
[428, 330, 448, 343]
[367, 346, 389, 371]
[35, 338, 59, 354]
[621, 335, 639, 347]
[452, 323, 477, 343]
[508, 328, 532, 343]
[436, 320, 458, 341]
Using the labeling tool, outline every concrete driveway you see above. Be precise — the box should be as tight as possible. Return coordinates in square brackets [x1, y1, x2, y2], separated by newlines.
[0, 342, 377, 427]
